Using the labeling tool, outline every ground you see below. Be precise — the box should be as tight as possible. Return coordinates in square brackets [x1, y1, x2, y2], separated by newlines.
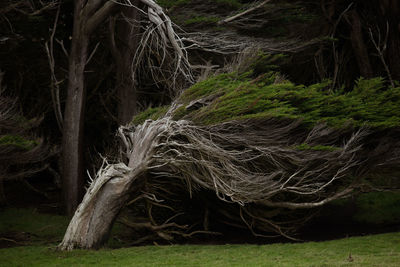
[1, 204, 400, 266]
[1, 232, 400, 266]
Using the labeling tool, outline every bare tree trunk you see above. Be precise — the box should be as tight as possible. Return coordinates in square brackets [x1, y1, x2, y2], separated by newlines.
[349, 10, 373, 78]
[58, 162, 146, 249]
[61, 0, 89, 216]
[62, 0, 118, 216]
[59, 119, 162, 250]
[114, 4, 141, 125]
[381, 0, 400, 80]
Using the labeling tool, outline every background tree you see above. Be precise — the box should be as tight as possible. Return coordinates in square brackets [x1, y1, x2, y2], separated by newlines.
[62, 0, 118, 216]
[109, 1, 142, 124]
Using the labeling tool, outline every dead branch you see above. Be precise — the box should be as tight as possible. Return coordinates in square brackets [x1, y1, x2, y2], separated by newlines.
[369, 22, 394, 87]
[113, 0, 194, 94]
[45, 3, 63, 131]
[218, 0, 272, 25]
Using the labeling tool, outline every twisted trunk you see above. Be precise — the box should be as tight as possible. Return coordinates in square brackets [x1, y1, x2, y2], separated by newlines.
[59, 120, 165, 250]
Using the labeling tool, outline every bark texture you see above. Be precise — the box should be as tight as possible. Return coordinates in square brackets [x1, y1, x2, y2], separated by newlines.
[59, 119, 166, 250]
[110, 2, 142, 124]
[61, 2, 89, 214]
[349, 10, 373, 78]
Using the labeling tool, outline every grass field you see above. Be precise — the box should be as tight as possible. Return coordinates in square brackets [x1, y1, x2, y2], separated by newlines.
[1, 209, 399, 266]
[0, 232, 399, 266]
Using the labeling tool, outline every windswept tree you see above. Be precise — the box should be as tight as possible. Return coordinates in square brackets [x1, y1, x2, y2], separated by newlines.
[59, 60, 400, 249]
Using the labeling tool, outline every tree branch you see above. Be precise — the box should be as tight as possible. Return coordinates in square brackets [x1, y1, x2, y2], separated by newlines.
[218, 0, 272, 25]
[86, 0, 117, 35]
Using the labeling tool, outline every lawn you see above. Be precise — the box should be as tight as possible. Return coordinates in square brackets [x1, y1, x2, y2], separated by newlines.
[1, 209, 399, 266]
[0, 232, 399, 266]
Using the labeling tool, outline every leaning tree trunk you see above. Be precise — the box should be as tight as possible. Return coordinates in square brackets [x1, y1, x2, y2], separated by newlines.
[58, 119, 166, 250]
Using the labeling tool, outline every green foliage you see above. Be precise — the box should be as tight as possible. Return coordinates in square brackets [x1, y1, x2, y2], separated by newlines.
[171, 72, 400, 128]
[353, 192, 400, 225]
[1, 232, 400, 266]
[0, 135, 38, 150]
[157, 0, 190, 9]
[251, 53, 288, 77]
[0, 208, 130, 248]
[295, 144, 339, 151]
[328, 192, 400, 225]
[131, 106, 169, 125]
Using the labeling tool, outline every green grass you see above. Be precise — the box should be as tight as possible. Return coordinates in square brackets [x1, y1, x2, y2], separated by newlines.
[295, 143, 340, 151]
[0, 208, 69, 244]
[0, 208, 129, 248]
[327, 191, 400, 225]
[0, 232, 399, 266]
[1, 208, 400, 266]
[354, 192, 400, 224]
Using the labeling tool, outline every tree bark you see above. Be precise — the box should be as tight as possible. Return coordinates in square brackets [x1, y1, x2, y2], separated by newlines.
[58, 163, 146, 250]
[61, 0, 89, 216]
[348, 10, 373, 78]
[62, 0, 118, 216]
[59, 119, 162, 250]
[110, 2, 141, 125]
[380, 0, 400, 80]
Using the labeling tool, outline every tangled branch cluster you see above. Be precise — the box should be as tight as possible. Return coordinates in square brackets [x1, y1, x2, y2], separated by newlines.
[103, 114, 384, 239]
[60, 98, 400, 249]
[115, 0, 194, 93]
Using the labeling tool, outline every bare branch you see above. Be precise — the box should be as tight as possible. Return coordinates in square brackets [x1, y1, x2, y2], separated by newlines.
[369, 22, 394, 87]
[45, 3, 63, 131]
[218, 0, 272, 25]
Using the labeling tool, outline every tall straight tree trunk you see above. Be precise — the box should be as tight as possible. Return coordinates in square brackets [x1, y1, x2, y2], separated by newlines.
[110, 1, 141, 125]
[349, 10, 373, 78]
[117, 9, 140, 125]
[62, 0, 89, 216]
[62, 0, 117, 216]
[382, 0, 400, 80]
